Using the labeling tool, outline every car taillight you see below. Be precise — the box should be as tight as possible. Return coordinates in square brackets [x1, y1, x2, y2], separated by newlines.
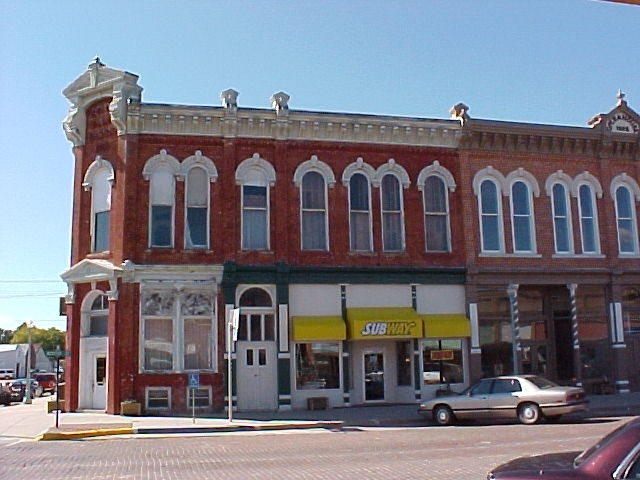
[566, 391, 585, 402]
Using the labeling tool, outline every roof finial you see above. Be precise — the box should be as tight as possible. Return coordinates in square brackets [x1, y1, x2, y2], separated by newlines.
[89, 56, 105, 68]
[616, 89, 627, 106]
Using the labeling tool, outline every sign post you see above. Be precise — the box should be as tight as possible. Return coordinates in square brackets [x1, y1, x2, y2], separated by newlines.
[227, 308, 239, 422]
[188, 373, 199, 424]
[45, 346, 71, 429]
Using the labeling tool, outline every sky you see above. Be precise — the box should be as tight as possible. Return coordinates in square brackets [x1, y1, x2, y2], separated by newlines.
[1, 0, 639, 333]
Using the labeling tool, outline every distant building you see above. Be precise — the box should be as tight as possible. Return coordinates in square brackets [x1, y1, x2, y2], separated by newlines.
[61, 60, 640, 415]
[0, 344, 52, 376]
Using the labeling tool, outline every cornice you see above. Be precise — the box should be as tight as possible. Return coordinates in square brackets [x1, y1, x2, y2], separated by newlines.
[459, 118, 639, 160]
[126, 103, 462, 148]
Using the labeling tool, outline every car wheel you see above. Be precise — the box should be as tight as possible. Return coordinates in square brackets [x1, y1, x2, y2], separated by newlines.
[518, 402, 541, 425]
[433, 405, 454, 426]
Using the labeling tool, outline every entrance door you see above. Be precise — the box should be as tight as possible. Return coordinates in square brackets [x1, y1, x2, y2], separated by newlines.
[364, 351, 385, 401]
[236, 342, 278, 411]
[92, 355, 106, 410]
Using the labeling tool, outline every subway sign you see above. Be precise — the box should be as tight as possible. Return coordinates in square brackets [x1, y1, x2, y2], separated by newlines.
[354, 321, 421, 339]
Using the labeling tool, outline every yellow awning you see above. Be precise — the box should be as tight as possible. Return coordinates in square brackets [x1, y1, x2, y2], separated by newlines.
[291, 316, 346, 341]
[346, 307, 423, 340]
[421, 314, 470, 338]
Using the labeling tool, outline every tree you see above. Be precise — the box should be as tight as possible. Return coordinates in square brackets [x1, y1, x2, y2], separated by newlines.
[0, 328, 13, 343]
[10, 323, 65, 353]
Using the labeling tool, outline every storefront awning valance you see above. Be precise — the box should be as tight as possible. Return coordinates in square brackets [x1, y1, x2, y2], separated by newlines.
[291, 316, 346, 341]
[346, 307, 423, 340]
[421, 314, 470, 338]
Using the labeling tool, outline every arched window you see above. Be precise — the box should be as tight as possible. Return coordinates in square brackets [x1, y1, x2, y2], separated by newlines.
[237, 287, 275, 342]
[479, 179, 503, 252]
[615, 185, 639, 254]
[89, 294, 108, 337]
[185, 166, 209, 248]
[349, 173, 372, 251]
[236, 154, 275, 251]
[300, 171, 328, 250]
[143, 150, 180, 248]
[423, 175, 450, 252]
[577, 184, 600, 254]
[551, 182, 573, 254]
[510, 180, 535, 253]
[83, 156, 113, 253]
[380, 174, 405, 251]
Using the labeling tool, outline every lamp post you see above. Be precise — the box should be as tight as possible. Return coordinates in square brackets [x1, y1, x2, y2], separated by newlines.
[24, 321, 34, 404]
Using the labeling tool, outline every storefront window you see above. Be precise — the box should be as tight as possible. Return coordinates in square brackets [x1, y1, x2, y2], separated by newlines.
[478, 291, 513, 377]
[623, 287, 640, 334]
[295, 342, 340, 389]
[577, 285, 609, 380]
[422, 339, 463, 385]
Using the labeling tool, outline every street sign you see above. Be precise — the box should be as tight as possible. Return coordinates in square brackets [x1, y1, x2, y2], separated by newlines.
[46, 350, 71, 358]
[188, 373, 200, 388]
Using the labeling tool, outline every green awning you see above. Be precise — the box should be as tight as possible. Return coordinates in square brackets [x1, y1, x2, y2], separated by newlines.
[291, 316, 346, 341]
[422, 314, 470, 338]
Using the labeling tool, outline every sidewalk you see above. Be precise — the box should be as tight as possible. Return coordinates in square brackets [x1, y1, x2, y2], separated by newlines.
[1, 392, 639, 441]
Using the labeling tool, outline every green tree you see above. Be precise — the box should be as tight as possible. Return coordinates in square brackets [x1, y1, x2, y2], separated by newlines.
[10, 323, 65, 353]
[0, 328, 13, 343]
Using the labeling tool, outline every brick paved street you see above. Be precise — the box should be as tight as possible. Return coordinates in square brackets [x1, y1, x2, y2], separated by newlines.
[0, 416, 628, 479]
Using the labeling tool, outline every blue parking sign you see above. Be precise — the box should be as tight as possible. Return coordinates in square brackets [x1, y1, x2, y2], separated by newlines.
[188, 373, 199, 388]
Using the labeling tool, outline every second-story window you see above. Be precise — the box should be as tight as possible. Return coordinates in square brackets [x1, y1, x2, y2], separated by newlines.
[615, 184, 639, 254]
[479, 179, 503, 253]
[150, 168, 175, 248]
[83, 156, 114, 253]
[551, 182, 573, 254]
[185, 166, 209, 249]
[242, 185, 268, 250]
[380, 174, 404, 251]
[349, 173, 372, 252]
[578, 184, 599, 254]
[300, 171, 328, 251]
[510, 180, 535, 253]
[423, 175, 450, 252]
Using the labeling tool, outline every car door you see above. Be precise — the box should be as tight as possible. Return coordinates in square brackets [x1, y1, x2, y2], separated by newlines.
[486, 378, 521, 418]
[452, 379, 494, 420]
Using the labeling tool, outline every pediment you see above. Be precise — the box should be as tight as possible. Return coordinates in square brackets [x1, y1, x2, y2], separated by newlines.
[588, 92, 640, 136]
[60, 258, 122, 284]
[63, 58, 140, 104]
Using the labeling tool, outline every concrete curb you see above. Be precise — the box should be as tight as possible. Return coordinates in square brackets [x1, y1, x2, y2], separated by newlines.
[36, 421, 345, 441]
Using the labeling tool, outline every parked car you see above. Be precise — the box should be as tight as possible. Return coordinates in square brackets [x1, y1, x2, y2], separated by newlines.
[0, 384, 12, 405]
[418, 375, 588, 426]
[32, 373, 57, 395]
[0, 369, 15, 380]
[487, 417, 640, 479]
[8, 378, 43, 400]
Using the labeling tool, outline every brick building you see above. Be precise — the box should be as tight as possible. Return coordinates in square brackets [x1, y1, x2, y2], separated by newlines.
[60, 60, 640, 415]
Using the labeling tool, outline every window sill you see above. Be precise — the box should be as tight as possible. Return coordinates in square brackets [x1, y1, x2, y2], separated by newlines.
[479, 253, 541, 258]
[551, 253, 606, 259]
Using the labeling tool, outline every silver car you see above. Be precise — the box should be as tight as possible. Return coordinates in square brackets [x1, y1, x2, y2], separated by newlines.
[418, 375, 588, 426]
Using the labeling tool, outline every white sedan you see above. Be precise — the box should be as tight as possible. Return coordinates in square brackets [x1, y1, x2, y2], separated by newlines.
[418, 375, 588, 425]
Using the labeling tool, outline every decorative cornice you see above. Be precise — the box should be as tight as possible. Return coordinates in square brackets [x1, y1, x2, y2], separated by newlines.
[126, 103, 462, 148]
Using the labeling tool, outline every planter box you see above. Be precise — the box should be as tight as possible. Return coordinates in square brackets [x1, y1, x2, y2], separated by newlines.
[120, 402, 141, 416]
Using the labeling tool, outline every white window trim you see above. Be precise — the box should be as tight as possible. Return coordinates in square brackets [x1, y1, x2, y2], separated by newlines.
[145, 386, 171, 410]
[182, 151, 218, 250]
[83, 155, 114, 253]
[545, 173, 575, 254]
[379, 173, 406, 252]
[418, 161, 455, 253]
[507, 174, 538, 254]
[575, 182, 601, 254]
[295, 157, 334, 252]
[473, 168, 507, 254]
[343, 157, 376, 252]
[611, 173, 640, 256]
[143, 150, 180, 249]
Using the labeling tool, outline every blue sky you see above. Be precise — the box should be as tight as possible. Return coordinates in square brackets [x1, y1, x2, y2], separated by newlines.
[1, 0, 639, 332]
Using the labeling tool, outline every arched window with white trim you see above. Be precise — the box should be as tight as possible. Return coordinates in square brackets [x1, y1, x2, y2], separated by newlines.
[614, 184, 639, 255]
[349, 173, 372, 252]
[423, 175, 450, 252]
[300, 171, 328, 251]
[380, 174, 405, 251]
[143, 150, 180, 248]
[83, 156, 114, 253]
[236, 153, 275, 251]
[185, 166, 209, 248]
[577, 183, 600, 254]
[479, 179, 503, 253]
[510, 180, 535, 253]
[551, 182, 573, 254]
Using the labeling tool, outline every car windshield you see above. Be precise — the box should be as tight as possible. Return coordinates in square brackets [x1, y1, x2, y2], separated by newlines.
[573, 421, 629, 467]
[526, 376, 559, 389]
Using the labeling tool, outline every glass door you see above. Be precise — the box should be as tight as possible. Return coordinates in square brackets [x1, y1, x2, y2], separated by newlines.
[364, 351, 385, 401]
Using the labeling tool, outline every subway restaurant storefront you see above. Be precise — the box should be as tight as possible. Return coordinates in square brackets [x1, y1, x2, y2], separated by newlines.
[290, 304, 471, 408]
